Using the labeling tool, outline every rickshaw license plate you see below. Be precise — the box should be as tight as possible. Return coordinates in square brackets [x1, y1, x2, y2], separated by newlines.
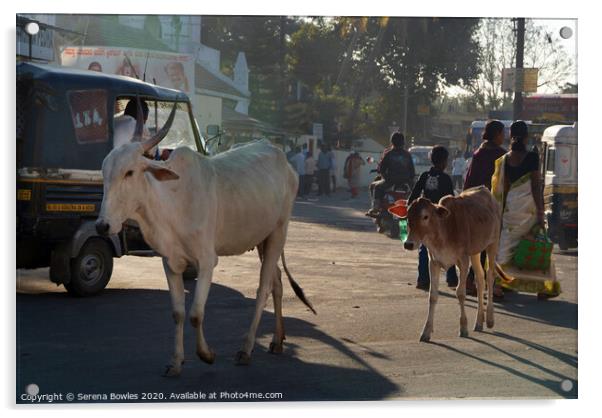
[17, 189, 32, 201]
[46, 203, 96, 212]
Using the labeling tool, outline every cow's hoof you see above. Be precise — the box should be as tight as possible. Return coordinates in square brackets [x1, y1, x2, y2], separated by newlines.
[419, 333, 431, 343]
[459, 329, 469, 338]
[235, 351, 251, 366]
[197, 349, 216, 365]
[486, 319, 495, 329]
[474, 323, 483, 332]
[269, 342, 284, 354]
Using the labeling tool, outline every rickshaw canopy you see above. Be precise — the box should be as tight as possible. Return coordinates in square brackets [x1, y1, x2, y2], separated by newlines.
[17, 62, 191, 171]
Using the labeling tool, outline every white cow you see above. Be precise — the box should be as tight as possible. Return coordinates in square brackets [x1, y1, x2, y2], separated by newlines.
[96, 104, 315, 376]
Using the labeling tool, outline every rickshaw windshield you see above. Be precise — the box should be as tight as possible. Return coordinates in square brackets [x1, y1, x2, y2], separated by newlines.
[113, 98, 197, 152]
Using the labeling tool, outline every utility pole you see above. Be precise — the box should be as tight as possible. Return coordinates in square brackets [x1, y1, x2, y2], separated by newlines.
[401, 20, 409, 137]
[403, 77, 408, 137]
[513, 18, 525, 120]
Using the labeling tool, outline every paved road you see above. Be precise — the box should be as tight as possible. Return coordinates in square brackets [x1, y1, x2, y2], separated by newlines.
[16, 190, 578, 402]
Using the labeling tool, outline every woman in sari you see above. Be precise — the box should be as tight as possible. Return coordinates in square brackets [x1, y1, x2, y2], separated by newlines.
[491, 121, 560, 298]
[464, 120, 507, 299]
[345, 151, 365, 198]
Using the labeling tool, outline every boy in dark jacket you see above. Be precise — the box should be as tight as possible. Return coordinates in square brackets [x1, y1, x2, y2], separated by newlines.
[407, 145, 458, 290]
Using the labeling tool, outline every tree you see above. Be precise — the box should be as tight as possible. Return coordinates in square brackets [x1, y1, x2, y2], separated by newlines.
[203, 16, 481, 144]
[340, 17, 481, 143]
[466, 18, 576, 112]
[287, 21, 344, 91]
[201, 16, 301, 127]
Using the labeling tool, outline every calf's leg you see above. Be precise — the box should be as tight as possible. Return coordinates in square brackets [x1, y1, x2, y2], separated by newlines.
[420, 259, 441, 342]
[162, 258, 186, 377]
[471, 252, 486, 332]
[485, 243, 498, 328]
[456, 257, 470, 337]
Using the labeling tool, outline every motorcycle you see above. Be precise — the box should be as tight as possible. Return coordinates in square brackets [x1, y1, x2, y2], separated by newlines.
[367, 170, 412, 239]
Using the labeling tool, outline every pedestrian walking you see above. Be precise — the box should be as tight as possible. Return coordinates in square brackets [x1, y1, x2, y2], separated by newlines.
[328, 146, 337, 192]
[451, 150, 466, 191]
[317, 144, 332, 196]
[290, 146, 306, 197]
[304, 151, 316, 195]
[407, 145, 458, 290]
[463, 119, 507, 299]
[344, 150, 365, 198]
[491, 121, 559, 298]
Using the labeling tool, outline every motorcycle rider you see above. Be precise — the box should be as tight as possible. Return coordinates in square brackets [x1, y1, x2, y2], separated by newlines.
[366, 132, 415, 217]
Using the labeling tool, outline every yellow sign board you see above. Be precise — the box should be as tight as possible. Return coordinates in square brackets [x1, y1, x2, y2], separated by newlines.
[17, 189, 32, 201]
[46, 203, 96, 212]
[502, 68, 539, 93]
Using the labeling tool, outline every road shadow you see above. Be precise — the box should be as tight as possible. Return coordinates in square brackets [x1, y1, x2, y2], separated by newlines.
[16, 281, 399, 403]
[489, 331, 577, 369]
[428, 335, 577, 399]
[437, 288, 577, 330]
[495, 291, 578, 330]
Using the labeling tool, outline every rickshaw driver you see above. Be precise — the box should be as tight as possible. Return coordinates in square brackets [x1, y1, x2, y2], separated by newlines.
[114, 99, 165, 160]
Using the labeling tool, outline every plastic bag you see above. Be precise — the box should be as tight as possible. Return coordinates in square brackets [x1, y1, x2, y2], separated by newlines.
[512, 226, 553, 271]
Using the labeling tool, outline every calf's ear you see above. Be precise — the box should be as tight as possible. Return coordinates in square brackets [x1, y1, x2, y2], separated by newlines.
[436, 205, 450, 218]
[144, 163, 179, 181]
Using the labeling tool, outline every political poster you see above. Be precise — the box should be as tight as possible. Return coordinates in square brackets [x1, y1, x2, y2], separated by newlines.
[60, 46, 194, 98]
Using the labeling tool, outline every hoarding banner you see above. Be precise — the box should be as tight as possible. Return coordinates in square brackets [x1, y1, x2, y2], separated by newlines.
[60, 46, 194, 98]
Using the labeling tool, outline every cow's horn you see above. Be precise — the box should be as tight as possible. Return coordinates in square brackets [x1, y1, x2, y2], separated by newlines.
[141, 101, 178, 153]
[133, 94, 144, 141]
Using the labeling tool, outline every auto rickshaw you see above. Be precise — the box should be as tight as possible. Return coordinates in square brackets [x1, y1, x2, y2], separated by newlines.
[540, 123, 578, 250]
[17, 62, 207, 295]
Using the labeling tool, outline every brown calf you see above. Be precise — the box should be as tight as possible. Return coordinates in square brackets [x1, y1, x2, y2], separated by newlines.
[403, 186, 501, 341]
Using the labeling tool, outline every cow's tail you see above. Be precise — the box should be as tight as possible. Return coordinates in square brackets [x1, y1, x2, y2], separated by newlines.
[281, 251, 317, 315]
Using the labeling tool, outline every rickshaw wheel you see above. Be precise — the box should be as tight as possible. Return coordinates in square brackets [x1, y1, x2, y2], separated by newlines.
[65, 238, 113, 296]
[558, 231, 569, 251]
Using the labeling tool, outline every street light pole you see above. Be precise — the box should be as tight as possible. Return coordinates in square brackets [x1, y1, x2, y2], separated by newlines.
[513, 18, 525, 120]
